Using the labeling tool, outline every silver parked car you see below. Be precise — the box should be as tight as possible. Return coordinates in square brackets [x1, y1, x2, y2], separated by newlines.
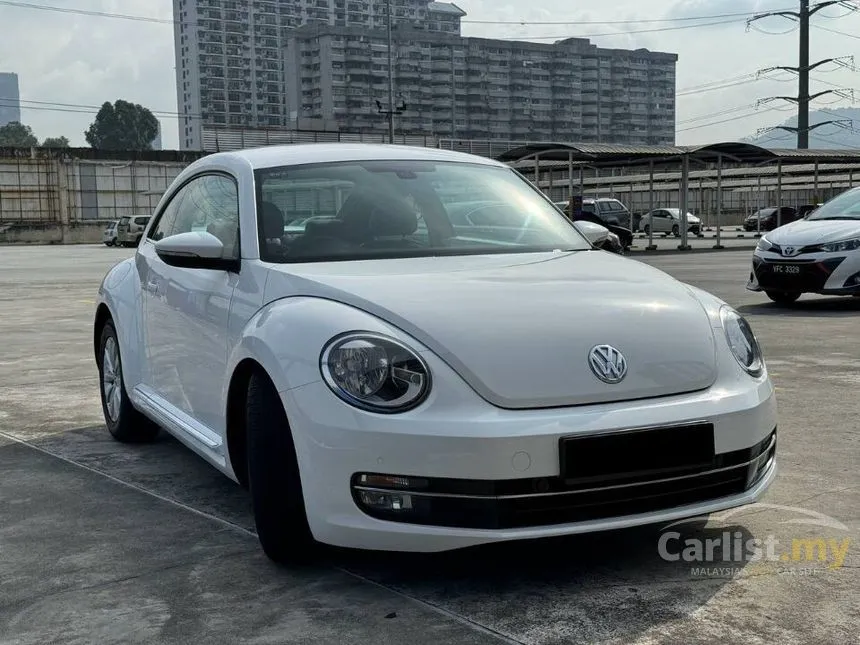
[116, 215, 151, 247]
[640, 208, 702, 237]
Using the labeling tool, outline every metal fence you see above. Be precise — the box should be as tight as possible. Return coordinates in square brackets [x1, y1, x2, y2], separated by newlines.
[3, 141, 859, 242]
[528, 160, 860, 228]
[0, 152, 192, 227]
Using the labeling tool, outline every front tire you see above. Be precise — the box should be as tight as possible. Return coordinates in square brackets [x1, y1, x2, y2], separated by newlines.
[766, 290, 801, 304]
[97, 320, 160, 443]
[672, 224, 680, 237]
[246, 370, 317, 565]
[643, 224, 651, 236]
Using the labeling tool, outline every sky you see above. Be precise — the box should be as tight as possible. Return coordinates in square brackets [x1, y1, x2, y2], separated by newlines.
[0, 0, 859, 150]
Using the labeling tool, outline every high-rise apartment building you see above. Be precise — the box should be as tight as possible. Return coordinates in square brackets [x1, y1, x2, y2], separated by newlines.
[0, 72, 21, 127]
[174, 0, 461, 149]
[173, 0, 677, 150]
[284, 24, 677, 144]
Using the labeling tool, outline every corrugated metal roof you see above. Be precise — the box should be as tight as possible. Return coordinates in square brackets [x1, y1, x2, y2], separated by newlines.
[496, 142, 860, 166]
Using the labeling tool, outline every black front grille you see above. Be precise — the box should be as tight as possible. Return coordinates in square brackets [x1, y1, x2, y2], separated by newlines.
[352, 429, 777, 530]
[753, 257, 845, 292]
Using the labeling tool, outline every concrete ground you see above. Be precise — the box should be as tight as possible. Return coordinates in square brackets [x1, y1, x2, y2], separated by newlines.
[0, 244, 857, 645]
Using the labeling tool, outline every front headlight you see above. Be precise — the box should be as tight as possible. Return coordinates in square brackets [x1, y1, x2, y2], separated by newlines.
[819, 237, 860, 253]
[320, 332, 431, 413]
[719, 306, 764, 377]
[756, 236, 772, 252]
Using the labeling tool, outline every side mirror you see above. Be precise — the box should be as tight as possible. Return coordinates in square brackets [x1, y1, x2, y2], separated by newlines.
[154, 231, 239, 271]
[573, 220, 610, 246]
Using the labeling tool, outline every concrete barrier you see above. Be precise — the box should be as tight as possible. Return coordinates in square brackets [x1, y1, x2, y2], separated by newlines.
[0, 222, 105, 245]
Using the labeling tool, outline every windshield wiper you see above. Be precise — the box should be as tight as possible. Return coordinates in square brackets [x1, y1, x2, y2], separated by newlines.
[811, 216, 859, 221]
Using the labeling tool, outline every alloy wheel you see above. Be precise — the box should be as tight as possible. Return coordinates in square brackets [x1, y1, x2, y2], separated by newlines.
[102, 336, 122, 423]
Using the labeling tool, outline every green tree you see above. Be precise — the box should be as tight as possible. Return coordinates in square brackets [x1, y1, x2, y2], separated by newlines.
[0, 121, 39, 147]
[41, 135, 70, 148]
[84, 100, 159, 151]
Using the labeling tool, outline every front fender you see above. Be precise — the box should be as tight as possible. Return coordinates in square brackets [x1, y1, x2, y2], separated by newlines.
[224, 296, 432, 397]
[95, 256, 145, 388]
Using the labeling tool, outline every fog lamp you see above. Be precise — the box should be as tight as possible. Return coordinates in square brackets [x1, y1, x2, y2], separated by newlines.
[357, 490, 414, 511]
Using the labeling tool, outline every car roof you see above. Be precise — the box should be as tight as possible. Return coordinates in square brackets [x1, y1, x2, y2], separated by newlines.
[198, 143, 509, 171]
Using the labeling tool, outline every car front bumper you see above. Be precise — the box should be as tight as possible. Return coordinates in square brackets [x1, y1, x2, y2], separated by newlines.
[282, 355, 779, 553]
[746, 249, 860, 295]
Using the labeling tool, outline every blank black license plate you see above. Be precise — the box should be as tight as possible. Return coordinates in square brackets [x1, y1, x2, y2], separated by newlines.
[560, 423, 715, 481]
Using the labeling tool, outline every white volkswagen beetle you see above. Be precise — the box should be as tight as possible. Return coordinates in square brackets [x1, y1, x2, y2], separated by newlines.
[94, 144, 777, 564]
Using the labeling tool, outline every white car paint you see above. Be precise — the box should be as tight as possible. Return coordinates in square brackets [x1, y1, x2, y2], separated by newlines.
[94, 143, 778, 556]
[641, 208, 701, 235]
[747, 186, 860, 300]
[570, 219, 610, 246]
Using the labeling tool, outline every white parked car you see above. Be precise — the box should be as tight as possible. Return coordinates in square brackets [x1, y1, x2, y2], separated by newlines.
[747, 186, 860, 304]
[94, 144, 777, 564]
[640, 208, 702, 237]
[102, 220, 119, 246]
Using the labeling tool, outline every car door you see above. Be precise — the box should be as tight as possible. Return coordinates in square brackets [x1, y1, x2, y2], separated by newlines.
[137, 172, 241, 441]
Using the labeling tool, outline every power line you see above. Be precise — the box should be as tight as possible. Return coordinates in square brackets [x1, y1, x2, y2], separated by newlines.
[677, 103, 757, 125]
[0, 0, 749, 40]
[461, 10, 797, 25]
[0, 0, 794, 30]
[812, 23, 860, 38]
[0, 0, 173, 24]
[676, 105, 790, 133]
[749, 0, 860, 148]
[0, 98, 191, 120]
[447, 18, 750, 40]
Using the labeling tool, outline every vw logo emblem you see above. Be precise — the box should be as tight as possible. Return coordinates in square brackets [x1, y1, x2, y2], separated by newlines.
[588, 345, 628, 384]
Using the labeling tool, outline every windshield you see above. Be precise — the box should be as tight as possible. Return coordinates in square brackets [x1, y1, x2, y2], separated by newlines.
[254, 160, 591, 263]
[753, 208, 776, 217]
[806, 187, 860, 221]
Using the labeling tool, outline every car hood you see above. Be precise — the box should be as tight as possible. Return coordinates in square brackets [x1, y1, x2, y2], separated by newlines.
[265, 251, 719, 409]
[765, 218, 860, 246]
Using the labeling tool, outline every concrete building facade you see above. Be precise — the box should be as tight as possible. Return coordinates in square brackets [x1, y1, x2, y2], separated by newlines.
[284, 24, 677, 144]
[173, 0, 677, 150]
[0, 72, 21, 127]
[173, 0, 462, 150]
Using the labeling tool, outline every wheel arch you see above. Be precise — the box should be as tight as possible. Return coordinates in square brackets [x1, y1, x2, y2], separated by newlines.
[94, 302, 113, 360]
[224, 357, 267, 489]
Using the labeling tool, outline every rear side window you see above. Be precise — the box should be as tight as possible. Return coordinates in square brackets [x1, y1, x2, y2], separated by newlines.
[134, 217, 149, 225]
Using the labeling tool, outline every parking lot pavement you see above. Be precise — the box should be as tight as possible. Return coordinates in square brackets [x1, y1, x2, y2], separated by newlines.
[1, 244, 858, 645]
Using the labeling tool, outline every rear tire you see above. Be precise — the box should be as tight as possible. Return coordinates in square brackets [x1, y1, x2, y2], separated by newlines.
[97, 320, 160, 443]
[246, 370, 317, 565]
[766, 290, 801, 304]
[643, 224, 651, 236]
[672, 224, 680, 237]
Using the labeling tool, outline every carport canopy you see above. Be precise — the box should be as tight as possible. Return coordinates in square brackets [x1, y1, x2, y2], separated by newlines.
[496, 142, 860, 168]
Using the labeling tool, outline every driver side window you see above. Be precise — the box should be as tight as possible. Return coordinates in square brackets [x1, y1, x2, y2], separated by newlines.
[148, 174, 240, 259]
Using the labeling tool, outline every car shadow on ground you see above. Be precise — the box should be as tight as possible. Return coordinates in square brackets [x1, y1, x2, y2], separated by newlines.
[738, 297, 860, 317]
[327, 522, 753, 644]
[21, 425, 755, 644]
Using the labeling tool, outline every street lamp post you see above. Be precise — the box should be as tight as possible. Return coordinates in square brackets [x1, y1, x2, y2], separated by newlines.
[386, 0, 395, 143]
